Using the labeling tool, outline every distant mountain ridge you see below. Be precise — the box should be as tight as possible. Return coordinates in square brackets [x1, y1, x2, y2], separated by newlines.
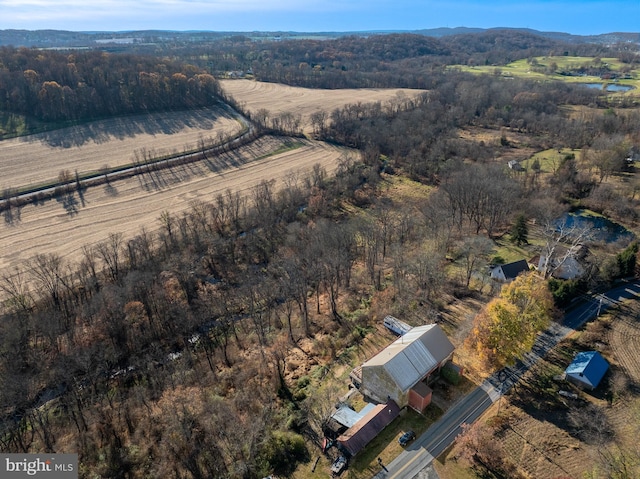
[414, 27, 640, 45]
[0, 27, 638, 48]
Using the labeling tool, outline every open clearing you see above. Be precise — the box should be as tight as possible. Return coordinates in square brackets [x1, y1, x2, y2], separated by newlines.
[0, 107, 241, 191]
[608, 300, 640, 385]
[0, 136, 352, 276]
[453, 55, 640, 93]
[220, 79, 427, 133]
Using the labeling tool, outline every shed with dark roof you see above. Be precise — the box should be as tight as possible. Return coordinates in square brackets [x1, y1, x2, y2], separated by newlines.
[337, 400, 400, 456]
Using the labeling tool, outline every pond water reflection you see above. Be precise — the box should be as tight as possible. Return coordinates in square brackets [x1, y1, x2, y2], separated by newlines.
[559, 210, 635, 243]
[584, 83, 634, 92]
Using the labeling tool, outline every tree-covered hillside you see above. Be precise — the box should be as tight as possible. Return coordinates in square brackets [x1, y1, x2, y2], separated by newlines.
[0, 48, 222, 122]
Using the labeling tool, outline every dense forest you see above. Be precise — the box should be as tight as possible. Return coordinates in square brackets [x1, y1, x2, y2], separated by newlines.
[1, 30, 640, 478]
[175, 30, 624, 88]
[0, 47, 222, 122]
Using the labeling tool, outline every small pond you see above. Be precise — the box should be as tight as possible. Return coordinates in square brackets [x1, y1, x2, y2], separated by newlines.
[558, 210, 635, 243]
[583, 83, 634, 92]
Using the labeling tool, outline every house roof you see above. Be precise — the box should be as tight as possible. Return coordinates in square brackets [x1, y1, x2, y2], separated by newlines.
[337, 400, 400, 456]
[565, 351, 609, 388]
[411, 381, 432, 399]
[331, 403, 375, 429]
[362, 324, 454, 392]
[496, 259, 529, 280]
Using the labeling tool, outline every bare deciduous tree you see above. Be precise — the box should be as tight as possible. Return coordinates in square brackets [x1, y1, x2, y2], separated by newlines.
[96, 232, 124, 283]
[454, 235, 494, 288]
[568, 403, 613, 445]
[27, 253, 67, 309]
[0, 266, 33, 313]
[539, 217, 592, 279]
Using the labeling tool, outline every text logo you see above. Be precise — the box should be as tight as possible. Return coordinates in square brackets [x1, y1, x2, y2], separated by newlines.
[1, 454, 77, 478]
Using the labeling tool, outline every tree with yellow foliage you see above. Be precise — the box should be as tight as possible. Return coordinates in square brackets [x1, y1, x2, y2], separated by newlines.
[468, 272, 555, 368]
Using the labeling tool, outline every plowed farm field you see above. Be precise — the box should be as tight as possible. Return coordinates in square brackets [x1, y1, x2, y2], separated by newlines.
[220, 79, 426, 134]
[0, 81, 425, 286]
[0, 136, 349, 274]
[609, 301, 640, 385]
[0, 107, 241, 191]
[453, 299, 640, 479]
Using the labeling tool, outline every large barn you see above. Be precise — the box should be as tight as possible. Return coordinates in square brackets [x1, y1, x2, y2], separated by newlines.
[355, 324, 455, 411]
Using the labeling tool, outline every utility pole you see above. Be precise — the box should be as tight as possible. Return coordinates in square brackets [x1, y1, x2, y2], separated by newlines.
[496, 370, 507, 416]
[597, 295, 603, 317]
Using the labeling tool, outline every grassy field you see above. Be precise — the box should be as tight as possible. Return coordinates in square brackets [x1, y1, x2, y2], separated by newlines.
[453, 55, 640, 93]
[0, 110, 74, 139]
[519, 147, 577, 174]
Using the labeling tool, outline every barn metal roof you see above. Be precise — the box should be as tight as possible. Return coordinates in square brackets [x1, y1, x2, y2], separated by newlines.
[363, 324, 454, 392]
[337, 400, 400, 456]
[331, 403, 376, 428]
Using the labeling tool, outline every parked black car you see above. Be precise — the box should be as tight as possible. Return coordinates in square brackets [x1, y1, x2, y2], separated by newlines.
[398, 430, 416, 446]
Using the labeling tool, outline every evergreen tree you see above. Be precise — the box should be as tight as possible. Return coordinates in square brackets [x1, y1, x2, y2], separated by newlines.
[617, 241, 638, 277]
[510, 214, 529, 246]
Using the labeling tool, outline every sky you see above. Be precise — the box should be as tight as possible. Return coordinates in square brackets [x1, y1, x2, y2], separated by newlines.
[0, 0, 638, 35]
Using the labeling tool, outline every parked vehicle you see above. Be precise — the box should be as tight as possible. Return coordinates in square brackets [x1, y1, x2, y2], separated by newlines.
[383, 315, 412, 336]
[330, 456, 347, 475]
[398, 430, 416, 446]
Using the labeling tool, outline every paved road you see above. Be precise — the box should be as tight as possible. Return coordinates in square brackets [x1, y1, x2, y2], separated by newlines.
[373, 279, 640, 479]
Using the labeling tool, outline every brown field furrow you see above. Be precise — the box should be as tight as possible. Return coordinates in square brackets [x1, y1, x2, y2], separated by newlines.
[0, 136, 352, 278]
[609, 318, 640, 383]
[488, 297, 640, 479]
[500, 412, 592, 479]
[220, 79, 426, 133]
[0, 81, 421, 293]
[0, 107, 240, 191]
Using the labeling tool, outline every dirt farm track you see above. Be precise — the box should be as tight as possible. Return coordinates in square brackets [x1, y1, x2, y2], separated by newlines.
[0, 107, 242, 190]
[0, 81, 425, 285]
[0, 136, 348, 275]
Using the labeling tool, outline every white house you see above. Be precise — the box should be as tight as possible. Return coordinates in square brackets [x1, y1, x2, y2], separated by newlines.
[538, 254, 585, 280]
[490, 259, 530, 282]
